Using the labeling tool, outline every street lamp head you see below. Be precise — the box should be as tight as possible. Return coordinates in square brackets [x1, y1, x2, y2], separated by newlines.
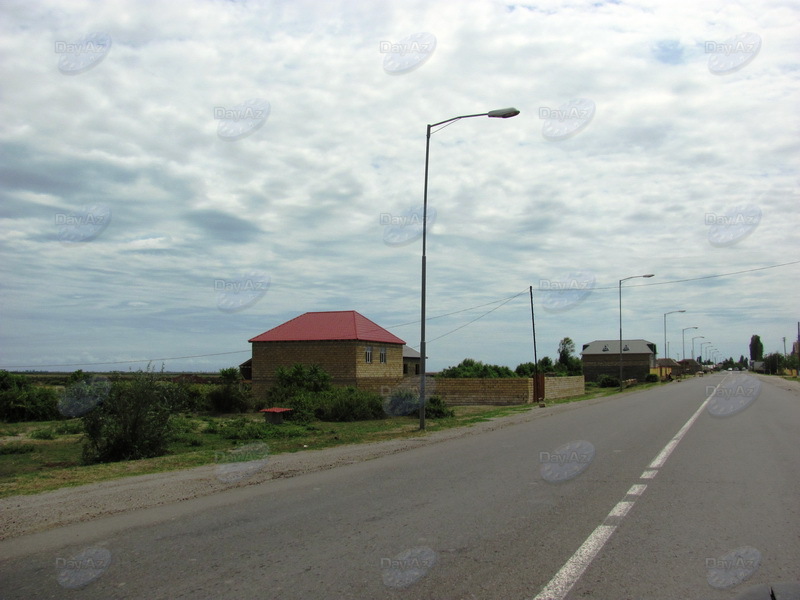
[643, 274, 655, 278]
[487, 107, 520, 119]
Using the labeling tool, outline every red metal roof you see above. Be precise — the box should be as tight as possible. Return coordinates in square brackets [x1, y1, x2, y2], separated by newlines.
[249, 311, 406, 345]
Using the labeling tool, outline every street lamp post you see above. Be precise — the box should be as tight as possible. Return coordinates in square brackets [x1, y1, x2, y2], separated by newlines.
[682, 327, 698, 362]
[700, 341, 711, 365]
[692, 336, 704, 364]
[419, 107, 520, 430]
[663, 310, 685, 362]
[619, 274, 655, 391]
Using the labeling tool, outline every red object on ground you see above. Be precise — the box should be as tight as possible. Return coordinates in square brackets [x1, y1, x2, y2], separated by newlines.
[259, 407, 293, 424]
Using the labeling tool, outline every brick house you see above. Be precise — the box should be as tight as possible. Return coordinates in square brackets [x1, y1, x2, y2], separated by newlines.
[248, 310, 406, 402]
[581, 339, 656, 383]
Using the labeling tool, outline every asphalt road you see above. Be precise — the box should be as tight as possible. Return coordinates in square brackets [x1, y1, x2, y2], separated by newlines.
[1, 373, 798, 599]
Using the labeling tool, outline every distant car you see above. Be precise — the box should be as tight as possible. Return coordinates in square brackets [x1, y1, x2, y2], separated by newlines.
[727, 368, 733, 371]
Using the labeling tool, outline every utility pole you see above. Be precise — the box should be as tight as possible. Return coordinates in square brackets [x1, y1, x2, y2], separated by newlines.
[530, 286, 540, 404]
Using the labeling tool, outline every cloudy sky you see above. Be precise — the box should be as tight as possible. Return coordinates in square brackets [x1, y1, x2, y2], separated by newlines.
[1, 0, 798, 374]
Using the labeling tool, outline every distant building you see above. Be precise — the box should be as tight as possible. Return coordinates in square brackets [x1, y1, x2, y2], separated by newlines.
[402, 345, 421, 376]
[581, 339, 656, 383]
[653, 358, 680, 380]
[248, 310, 406, 402]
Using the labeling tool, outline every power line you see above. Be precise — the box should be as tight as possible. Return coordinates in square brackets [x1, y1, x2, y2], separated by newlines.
[587, 260, 800, 290]
[3, 260, 797, 370]
[2, 351, 249, 370]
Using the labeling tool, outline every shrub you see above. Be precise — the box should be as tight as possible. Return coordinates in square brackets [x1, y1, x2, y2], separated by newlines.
[208, 368, 252, 413]
[267, 364, 332, 406]
[382, 391, 454, 419]
[0, 371, 60, 422]
[81, 368, 175, 464]
[384, 388, 419, 417]
[597, 374, 620, 388]
[439, 359, 517, 378]
[29, 427, 56, 440]
[0, 443, 35, 455]
[60, 377, 111, 418]
[644, 374, 659, 383]
[314, 387, 384, 422]
[219, 417, 268, 441]
[425, 395, 455, 418]
[53, 420, 83, 435]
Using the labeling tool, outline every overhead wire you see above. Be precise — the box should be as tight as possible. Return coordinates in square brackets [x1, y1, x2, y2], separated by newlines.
[3, 260, 797, 370]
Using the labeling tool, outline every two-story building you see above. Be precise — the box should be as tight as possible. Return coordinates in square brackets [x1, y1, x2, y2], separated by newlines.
[248, 310, 407, 402]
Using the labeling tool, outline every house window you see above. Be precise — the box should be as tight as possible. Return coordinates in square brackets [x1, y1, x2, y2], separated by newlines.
[403, 363, 408, 374]
[380, 347, 387, 363]
[365, 346, 372, 363]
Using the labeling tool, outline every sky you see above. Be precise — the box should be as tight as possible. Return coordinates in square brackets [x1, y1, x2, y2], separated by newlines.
[1, 0, 798, 374]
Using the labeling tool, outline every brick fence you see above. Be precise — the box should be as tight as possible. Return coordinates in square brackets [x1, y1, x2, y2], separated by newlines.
[543, 376, 585, 400]
[368, 376, 585, 405]
[253, 375, 586, 406]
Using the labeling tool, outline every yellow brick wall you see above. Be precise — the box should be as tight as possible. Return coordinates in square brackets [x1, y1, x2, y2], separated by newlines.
[250, 340, 403, 404]
[543, 376, 585, 400]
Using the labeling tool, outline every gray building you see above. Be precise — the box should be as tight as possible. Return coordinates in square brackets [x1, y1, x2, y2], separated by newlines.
[581, 339, 656, 383]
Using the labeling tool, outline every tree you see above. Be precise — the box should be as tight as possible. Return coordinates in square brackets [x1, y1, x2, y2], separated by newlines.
[557, 337, 576, 365]
[763, 353, 785, 375]
[515, 362, 537, 377]
[438, 359, 516, 378]
[209, 367, 251, 413]
[749, 335, 764, 361]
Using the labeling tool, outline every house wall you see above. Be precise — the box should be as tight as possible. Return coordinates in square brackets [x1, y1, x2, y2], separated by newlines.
[582, 354, 652, 382]
[251, 340, 403, 403]
[354, 344, 404, 379]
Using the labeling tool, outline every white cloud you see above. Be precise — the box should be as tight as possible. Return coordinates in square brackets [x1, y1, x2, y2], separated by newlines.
[0, 0, 797, 372]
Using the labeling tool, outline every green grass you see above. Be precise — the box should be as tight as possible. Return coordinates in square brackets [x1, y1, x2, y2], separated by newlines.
[0, 404, 532, 498]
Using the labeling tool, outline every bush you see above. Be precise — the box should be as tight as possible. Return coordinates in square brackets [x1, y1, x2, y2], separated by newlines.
[208, 368, 252, 413]
[60, 377, 112, 418]
[384, 388, 419, 417]
[425, 395, 455, 419]
[644, 374, 659, 383]
[383, 391, 453, 419]
[0, 443, 35, 455]
[267, 364, 332, 407]
[182, 384, 216, 413]
[0, 371, 60, 422]
[218, 417, 307, 440]
[439, 359, 517, 378]
[81, 368, 176, 464]
[53, 420, 83, 435]
[597, 374, 620, 388]
[208, 385, 251, 413]
[29, 427, 56, 440]
[314, 387, 385, 422]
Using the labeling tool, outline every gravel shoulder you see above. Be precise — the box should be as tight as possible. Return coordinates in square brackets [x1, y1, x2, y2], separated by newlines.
[0, 405, 575, 541]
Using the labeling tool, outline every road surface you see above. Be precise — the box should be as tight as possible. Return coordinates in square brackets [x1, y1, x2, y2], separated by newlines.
[1, 373, 798, 599]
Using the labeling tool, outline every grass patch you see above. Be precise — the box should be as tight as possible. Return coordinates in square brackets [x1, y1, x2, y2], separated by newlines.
[0, 404, 535, 498]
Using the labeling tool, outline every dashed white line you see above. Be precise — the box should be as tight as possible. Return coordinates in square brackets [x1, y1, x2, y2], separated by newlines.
[531, 377, 727, 600]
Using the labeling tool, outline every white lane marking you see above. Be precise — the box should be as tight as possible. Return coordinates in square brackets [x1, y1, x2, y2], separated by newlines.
[531, 378, 727, 600]
[532, 525, 616, 600]
[626, 484, 647, 496]
[607, 501, 635, 518]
